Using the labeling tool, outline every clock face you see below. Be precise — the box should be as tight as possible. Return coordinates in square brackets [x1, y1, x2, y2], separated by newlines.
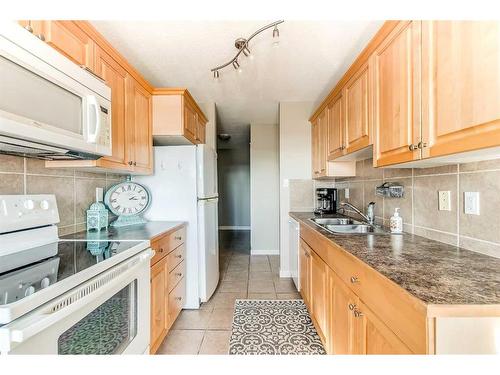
[105, 182, 150, 217]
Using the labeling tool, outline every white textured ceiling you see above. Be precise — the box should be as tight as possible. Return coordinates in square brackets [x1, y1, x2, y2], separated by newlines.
[91, 20, 383, 133]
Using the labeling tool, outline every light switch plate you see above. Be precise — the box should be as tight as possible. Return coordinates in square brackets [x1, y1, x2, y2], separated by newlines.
[345, 188, 350, 199]
[95, 187, 103, 202]
[464, 192, 480, 215]
[438, 191, 451, 211]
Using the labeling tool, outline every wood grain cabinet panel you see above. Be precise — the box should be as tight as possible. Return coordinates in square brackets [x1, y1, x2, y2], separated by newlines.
[299, 239, 312, 308]
[421, 21, 500, 159]
[372, 21, 422, 167]
[310, 250, 328, 344]
[126, 76, 153, 174]
[343, 64, 371, 154]
[327, 94, 344, 160]
[150, 256, 168, 353]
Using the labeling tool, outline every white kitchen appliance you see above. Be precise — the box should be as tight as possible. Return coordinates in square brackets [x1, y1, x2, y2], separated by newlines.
[0, 21, 112, 160]
[0, 195, 152, 354]
[135, 145, 219, 308]
[288, 217, 300, 290]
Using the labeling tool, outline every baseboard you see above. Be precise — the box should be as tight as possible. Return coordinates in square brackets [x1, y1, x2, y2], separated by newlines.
[279, 270, 292, 278]
[250, 249, 280, 255]
[218, 226, 251, 230]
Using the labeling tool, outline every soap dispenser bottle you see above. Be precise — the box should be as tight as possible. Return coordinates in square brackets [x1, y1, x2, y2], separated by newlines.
[390, 208, 403, 233]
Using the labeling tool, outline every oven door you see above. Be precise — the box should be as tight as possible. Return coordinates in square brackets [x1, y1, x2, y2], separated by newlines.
[0, 249, 152, 355]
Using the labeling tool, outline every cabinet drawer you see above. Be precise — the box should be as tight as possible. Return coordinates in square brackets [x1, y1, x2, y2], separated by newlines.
[168, 260, 185, 293]
[150, 235, 170, 265]
[329, 244, 366, 296]
[167, 226, 186, 251]
[167, 243, 186, 272]
[168, 275, 186, 328]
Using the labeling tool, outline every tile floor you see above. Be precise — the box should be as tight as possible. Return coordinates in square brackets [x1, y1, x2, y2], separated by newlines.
[155, 230, 301, 355]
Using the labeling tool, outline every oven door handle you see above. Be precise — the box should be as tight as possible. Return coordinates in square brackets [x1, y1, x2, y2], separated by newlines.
[1, 249, 153, 349]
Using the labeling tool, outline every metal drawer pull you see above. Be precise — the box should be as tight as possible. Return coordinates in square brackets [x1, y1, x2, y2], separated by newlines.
[417, 141, 427, 149]
[350, 276, 359, 284]
[174, 236, 182, 240]
[175, 296, 182, 301]
[159, 248, 164, 253]
[348, 303, 356, 311]
[175, 254, 182, 259]
[353, 309, 363, 318]
[175, 273, 182, 277]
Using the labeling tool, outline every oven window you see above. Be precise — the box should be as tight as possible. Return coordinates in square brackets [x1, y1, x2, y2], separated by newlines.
[57, 281, 137, 355]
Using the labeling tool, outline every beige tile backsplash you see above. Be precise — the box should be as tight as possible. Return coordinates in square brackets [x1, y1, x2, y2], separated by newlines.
[0, 154, 127, 235]
[336, 158, 500, 258]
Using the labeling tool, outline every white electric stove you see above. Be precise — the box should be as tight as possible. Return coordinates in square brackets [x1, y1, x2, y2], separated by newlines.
[0, 194, 153, 354]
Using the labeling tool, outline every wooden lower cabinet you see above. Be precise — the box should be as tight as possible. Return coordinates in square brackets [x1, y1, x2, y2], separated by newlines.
[302, 233, 421, 354]
[149, 226, 187, 354]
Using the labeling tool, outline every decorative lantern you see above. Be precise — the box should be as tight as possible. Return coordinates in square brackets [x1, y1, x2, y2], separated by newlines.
[86, 201, 109, 232]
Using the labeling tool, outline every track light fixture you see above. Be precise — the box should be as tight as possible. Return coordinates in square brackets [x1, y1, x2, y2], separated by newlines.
[211, 20, 284, 78]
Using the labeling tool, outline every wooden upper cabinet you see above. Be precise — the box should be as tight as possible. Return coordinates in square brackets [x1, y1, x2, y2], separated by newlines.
[126, 76, 153, 174]
[327, 94, 344, 160]
[311, 118, 320, 177]
[343, 63, 371, 154]
[94, 47, 129, 170]
[372, 21, 422, 167]
[421, 21, 500, 159]
[152, 89, 207, 146]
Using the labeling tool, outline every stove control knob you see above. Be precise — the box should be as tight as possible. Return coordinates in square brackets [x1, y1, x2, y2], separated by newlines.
[24, 285, 35, 297]
[23, 199, 34, 210]
[41, 277, 50, 289]
[40, 200, 50, 210]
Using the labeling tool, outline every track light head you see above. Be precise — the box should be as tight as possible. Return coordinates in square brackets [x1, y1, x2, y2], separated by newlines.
[273, 26, 280, 47]
[213, 70, 220, 80]
[242, 46, 251, 57]
[232, 60, 241, 73]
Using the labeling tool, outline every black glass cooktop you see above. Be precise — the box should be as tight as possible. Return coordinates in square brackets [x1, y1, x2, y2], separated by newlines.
[0, 240, 143, 306]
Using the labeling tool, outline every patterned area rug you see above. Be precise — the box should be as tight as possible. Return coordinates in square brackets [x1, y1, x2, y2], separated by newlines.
[229, 299, 326, 355]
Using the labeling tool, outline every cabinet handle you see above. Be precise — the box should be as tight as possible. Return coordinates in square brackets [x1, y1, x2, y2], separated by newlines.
[159, 248, 164, 253]
[350, 276, 359, 284]
[408, 144, 418, 151]
[417, 141, 427, 149]
[175, 297, 182, 301]
[353, 309, 363, 318]
[133, 161, 137, 166]
[348, 303, 356, 311]
[36, 34, 45, 41]
[128, 161, 133, 166]
[175, 254, 182, 259]
[175, 236, 182, 241]
[175, 273, 182, 277]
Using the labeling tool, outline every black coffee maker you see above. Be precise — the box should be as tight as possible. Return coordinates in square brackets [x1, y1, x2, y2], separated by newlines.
[314, 188, 337, 215]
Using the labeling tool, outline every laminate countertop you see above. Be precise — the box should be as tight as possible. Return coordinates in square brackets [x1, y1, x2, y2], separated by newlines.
[61, 221, 186, 243]
[290, 212, 500, 306]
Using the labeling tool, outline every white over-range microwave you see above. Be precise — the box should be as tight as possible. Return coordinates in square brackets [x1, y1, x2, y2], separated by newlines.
[0, 21, 112, 160]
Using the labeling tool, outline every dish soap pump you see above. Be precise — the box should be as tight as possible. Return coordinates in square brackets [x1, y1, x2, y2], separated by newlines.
[390, 208, 403, 234]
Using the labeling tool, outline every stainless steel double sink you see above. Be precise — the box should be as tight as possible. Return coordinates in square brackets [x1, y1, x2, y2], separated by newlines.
[309, 217, 388, 235]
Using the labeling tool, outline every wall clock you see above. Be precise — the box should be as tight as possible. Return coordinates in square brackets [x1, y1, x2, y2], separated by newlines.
[104, 180, 151, 227]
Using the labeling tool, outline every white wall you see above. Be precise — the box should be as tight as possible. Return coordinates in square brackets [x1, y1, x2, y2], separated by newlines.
[250, 123, 280, 255]
[279, 102, 314, 276]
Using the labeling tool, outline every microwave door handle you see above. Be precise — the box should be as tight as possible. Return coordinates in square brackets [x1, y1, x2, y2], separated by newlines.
[86, 95, 101, 144]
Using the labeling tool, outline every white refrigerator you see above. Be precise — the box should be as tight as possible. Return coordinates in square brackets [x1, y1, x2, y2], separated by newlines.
[135, 145, 219, 309]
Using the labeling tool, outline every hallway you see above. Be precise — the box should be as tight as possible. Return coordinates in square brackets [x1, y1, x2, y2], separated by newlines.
[155, 231, 300, 354]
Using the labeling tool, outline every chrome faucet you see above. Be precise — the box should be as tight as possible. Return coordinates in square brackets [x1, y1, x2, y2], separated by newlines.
[340, 201, 376, 225]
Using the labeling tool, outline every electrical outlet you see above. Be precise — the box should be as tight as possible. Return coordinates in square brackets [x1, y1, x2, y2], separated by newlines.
[438, 191, 451, 211]
[464, 192, 480, 215]
[345, 188, 350, 199]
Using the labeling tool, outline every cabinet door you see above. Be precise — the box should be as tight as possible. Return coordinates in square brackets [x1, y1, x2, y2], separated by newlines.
[329, 271, 358, 354]
[150, 257, 167, 351]
[299, 239, 311, 308]
[311, 119, 320, 178]
[310, 250, 328, 343]
[317, 108, 328, 177]
[94, 47, 130, 170]
[327, 95, 344, 160]
[344, 64, 370, 154]
[126, 76, 153, 174]
[354, 300, 412, 354]
[32, 21, 95, 70]
[372, 21, 422, 167]
[421, 21, 500, 159]
[196, 118, 206, 144]
[183, 102, 198, 144]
